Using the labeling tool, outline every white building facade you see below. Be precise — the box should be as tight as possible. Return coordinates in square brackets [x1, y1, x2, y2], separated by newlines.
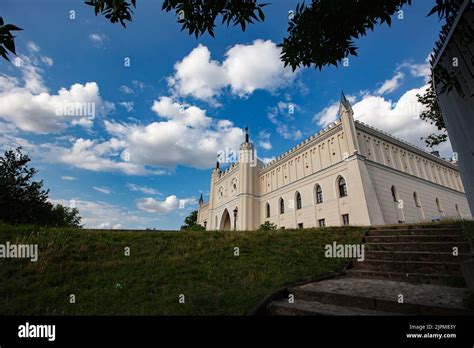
[197, 95, 472, 230]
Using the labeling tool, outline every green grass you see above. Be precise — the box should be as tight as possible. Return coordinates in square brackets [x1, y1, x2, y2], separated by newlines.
[0, 224, 366, 315]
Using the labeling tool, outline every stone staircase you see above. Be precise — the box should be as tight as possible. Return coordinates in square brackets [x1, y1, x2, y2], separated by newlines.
[267, 224, 473, 316]
[347, 224, 470, 286]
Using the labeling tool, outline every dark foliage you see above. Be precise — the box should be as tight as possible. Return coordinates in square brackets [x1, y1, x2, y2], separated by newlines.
[0, 148, 82, 227]
[84, 0, 137, 27]
[0, 16, 22, 62]
[162, 0, 267, 37]
[181, 210, 205, 231]
[280, 0, 411, 71]
[416, 78, 448, 148]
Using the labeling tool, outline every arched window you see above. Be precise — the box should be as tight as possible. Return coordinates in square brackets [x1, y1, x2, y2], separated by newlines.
[436, 198, 443, 212]
[279, 198, 285, 214]
[338, 177, 347, 197]
[266, 203, 270, 218]
[413, 191, 421, 207]
[315, 185, 323, 204]
[296, 191, 302, 210]
[391, 186, 398, 202]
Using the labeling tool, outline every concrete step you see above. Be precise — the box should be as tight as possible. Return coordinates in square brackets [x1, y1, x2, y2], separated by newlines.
[367, 228, 462, 237]
[364, 241, 470, 253]
[267, 298, 401, 316]
[285, 278, 471, 315]
[365, 250, 472, 262]
[353, 259, 462, 275]
[365, 234, 464, 243]
[346, 269, 466, 287]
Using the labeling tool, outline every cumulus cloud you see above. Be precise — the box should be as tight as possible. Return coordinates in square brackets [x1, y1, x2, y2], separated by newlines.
[136, 195, 197, 214]
[0, 44, 113, 132]
[168, 40, 296, 103]
[0, 80, 113, 132]
[43, 138, 149, 175]
[104, 97, 245, 169]
[151, 96, 212, 128]
[314, 86, 452, 157]
[376, 71, 404, 95]
[313, 95, 356, 127]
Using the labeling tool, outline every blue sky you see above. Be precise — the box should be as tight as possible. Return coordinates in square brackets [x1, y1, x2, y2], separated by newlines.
[0, 0, 449, 229]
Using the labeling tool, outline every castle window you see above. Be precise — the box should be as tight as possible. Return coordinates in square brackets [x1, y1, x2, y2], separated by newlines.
[318, 219, 326, 227]
[279, 198, 285, 214]
[296, 191, 302, 210]
[413, 191, 421, 207]
[338, 177, 347, 197]
[436, 198, 443, 213]
[342, 214, 350, 226]
[266, 203, 270, 218]
[391, 186, 398, 202]
[315, 185, 323, 204]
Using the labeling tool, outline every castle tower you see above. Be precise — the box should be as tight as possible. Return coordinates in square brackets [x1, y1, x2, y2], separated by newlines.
[237, 128, 260, 230]
[338, 92, 385, 225]
[208, 160, 221, 230]
[339, 91, 359, 156]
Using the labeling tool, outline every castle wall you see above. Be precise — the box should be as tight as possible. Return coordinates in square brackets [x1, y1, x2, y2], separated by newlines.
[366, 161, 471, 224]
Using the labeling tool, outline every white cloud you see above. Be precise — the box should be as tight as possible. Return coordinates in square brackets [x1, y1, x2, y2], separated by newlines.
[312, 95, 355, 127]
[50, 198, 155, 229]
[89, 33, 108, 47]
[127, 183, 161, 195]
[0, 79, 113, 132]
[119, 85, 134, 94]
[44, 138, 149, 175]
[151, 96, 212, 128]
[119, 101, 134, 112]
[353, 85, 452, 156]
[136, 195, 197, 214]
[93, 186, 112, 194]
[258, 130, 272, 150]
[399, 54, 432, 82]
[376, 71, 404, 95]
[0, 45, 113, 133]
[61, 176, 77, 181]
[168, 40, 296, 103]
[27, 41, 40, 53]
[105, 97, 245, 169]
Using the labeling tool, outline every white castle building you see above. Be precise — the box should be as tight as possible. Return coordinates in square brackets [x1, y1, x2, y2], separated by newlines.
[197, 93, 472, 231]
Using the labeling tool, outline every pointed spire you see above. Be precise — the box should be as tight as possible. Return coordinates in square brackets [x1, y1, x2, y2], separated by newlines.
[339, 90, 353, 115]
[215, 161, 220, 170]
[245, 126, 249, 143]
[198, 193, 203, 204]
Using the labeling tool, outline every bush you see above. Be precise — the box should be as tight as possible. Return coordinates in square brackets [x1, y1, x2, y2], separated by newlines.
[258, 221, 277, 231]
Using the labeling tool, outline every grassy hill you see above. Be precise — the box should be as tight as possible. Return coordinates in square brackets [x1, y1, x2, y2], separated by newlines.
[0, 224, 366, 315]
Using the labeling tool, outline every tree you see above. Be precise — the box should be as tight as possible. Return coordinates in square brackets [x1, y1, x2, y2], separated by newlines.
[0, 147, 82, 227]
[0, 16, 22, 62]
[416, 78, 447, 148]
[180, 210, 205, 231]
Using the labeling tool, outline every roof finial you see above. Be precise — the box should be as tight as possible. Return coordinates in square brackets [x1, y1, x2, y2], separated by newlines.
[198, 193, 203, 204]
[245, 126, 249, 143]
